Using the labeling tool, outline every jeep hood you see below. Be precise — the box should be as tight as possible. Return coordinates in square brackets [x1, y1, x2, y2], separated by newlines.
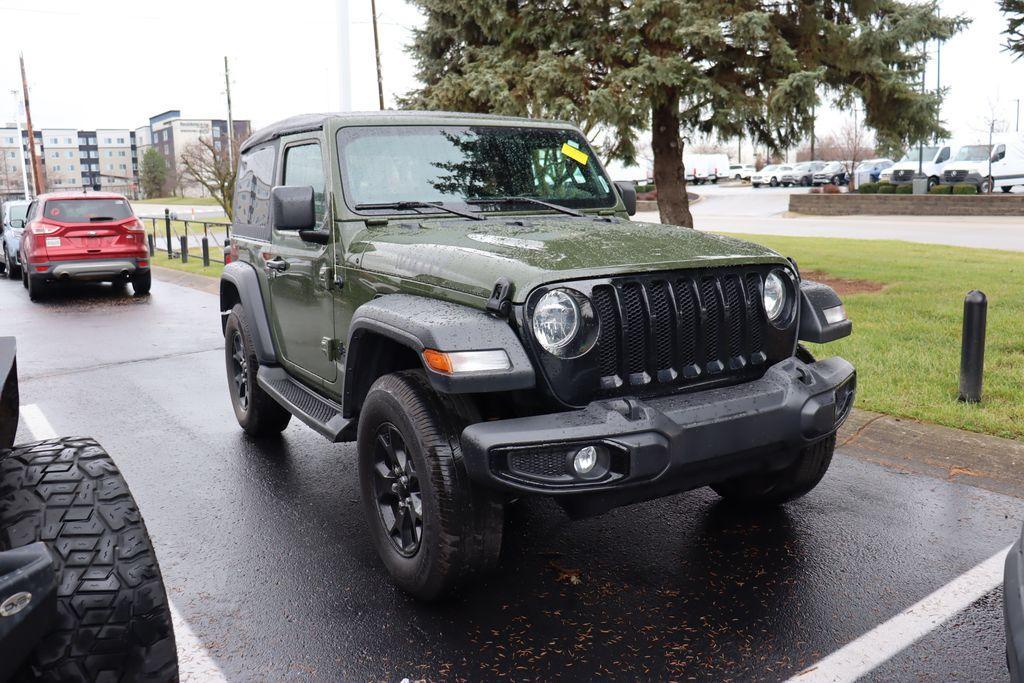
[348, 216, 788, 303]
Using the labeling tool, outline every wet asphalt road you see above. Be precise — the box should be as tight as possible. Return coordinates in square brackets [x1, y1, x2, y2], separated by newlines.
[2, 274, 1022, 681]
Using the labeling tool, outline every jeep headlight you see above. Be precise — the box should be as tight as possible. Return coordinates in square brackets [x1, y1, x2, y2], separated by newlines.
[532, 289, 580, 354]
[764, 270, 788, 322]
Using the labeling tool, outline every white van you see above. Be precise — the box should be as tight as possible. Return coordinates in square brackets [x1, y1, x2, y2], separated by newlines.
[941, 135, 1024, 193]
[887, 143, 955, 190]
[684, 153, 731, 184]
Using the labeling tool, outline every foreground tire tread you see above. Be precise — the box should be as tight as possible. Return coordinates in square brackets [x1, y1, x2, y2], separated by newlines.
[0, 438, 178, 682]
[358, 371, 503, 600]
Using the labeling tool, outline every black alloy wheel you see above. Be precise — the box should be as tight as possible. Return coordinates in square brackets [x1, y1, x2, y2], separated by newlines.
[230, 330, 249, 411]
[371, 422, 423, 556]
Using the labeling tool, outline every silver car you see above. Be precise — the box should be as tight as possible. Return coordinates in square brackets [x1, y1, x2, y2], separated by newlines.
[0, 199, 30, 280]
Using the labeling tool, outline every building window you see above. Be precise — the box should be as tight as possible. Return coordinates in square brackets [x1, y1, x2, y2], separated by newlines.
[54, 179, 62, 185]
[104, 137, 111, 144]
[214, 139, 222, 151]
[118, 150, 126, 157]
[107, 164, 114, 170]
[68, 164, 75, 171]
[78, 137, 87, 145]
[88, 137, 96, 145]
[117, 137, 125, 144]
[68, 178, 75, 184]
[49, 137, 57, 144]
[67, 151, 73, 158]
[51, 151, 59, 159]
[106, 151, 112, 157]
[3, 137, 12, 144]
[53, 165, 60, 171]
[119, 163, 127, 170]
[65, 137, 72, 144]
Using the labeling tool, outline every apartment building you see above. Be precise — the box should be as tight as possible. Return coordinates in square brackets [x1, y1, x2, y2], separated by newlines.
[1, 110, 250, 200]
[140, 110, 251, 197]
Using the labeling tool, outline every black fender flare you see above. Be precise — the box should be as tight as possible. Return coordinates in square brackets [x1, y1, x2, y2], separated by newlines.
[798, 280, 852, 343]
[220, 261, 277, 364]
[345, 294, 535, 403]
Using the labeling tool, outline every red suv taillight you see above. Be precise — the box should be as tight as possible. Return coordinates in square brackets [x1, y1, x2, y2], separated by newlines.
[29, 221, 61, 235]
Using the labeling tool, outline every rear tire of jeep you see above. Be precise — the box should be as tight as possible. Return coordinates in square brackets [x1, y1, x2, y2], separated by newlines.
[224, 304, 291, 437]
[711, 435, 837, 506]
[358, 370, 504, 601]
[132, 270, 152, 296]
[0, 438, 178, 681]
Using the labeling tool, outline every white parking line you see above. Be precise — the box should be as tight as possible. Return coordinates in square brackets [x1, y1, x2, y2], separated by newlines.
[789, 545, 1011, 682]
[20, 404, 228, 682]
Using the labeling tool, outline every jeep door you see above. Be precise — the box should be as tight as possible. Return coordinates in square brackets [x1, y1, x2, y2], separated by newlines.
[266, 135, 337, 384]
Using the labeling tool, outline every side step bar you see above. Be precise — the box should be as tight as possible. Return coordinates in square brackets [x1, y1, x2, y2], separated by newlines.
[256, 366, 356, 443]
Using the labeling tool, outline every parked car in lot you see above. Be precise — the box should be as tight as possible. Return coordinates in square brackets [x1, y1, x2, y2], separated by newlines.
[0, 337, 178, 681]
[0, 199, 30, 280]
[729, 163, 756, 180]
[220, 111, 856, 600]
[751, 164, 793, 187]
[942, 135, 1024, 193]
[17, 192, 151, 301]
[1008, 524, 1024, 682]
[888, 143, 955, 190]
[854, 158, 895, 184]
[812, 161, 850, 186]
[684, 152, 731, 184]
[781, 161, 826, 187]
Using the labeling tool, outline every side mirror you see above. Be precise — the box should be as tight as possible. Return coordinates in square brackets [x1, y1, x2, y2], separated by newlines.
[614, 180, 637, 216]
[271, 185, 315, 230]
[992, 150, 1006, 163]
[10, 219, 24, 229]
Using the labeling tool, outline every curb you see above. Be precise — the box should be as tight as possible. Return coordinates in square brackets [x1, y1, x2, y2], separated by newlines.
[838, 409, 1024, 500]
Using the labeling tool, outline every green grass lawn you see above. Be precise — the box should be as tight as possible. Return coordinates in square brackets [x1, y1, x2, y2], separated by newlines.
[150, 244, 226, 278]
[730, 233, 1024, 441]
[135, 196, 221, 206]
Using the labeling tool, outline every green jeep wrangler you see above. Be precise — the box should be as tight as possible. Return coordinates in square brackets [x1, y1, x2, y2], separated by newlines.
[220, 112, 855, 600]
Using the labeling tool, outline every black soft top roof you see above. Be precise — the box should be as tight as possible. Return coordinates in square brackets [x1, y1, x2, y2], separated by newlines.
[239, 111, 573, 154]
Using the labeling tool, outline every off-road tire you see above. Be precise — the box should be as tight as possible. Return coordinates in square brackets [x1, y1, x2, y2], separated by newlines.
[27, 275, 48, 302]
[1002, 186, 1013, 194]
[711, 434, 837, 506]
[224, 304, 291, 436]
[980, 177, 992, 194]
[0, 438, 178, 681]
[132, 270, 152, 296]
[357, 370, 504, 601]
[770, 177, 779, 187]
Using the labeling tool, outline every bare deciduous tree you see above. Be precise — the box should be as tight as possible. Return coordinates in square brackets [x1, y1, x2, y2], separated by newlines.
[179, 137, 237, 219]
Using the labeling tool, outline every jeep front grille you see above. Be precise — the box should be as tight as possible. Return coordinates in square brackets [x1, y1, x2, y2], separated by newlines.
[590, 269, 770, 395]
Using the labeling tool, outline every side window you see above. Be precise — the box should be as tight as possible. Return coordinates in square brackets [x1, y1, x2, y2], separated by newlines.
[283, 143, 326, 222]
[25, 201, 37, 222]
[233, 143, 277, 225]
[936, 147, 950, 163]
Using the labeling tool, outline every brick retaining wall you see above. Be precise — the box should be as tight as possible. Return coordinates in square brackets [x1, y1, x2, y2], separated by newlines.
[789, 193, 1024, 216]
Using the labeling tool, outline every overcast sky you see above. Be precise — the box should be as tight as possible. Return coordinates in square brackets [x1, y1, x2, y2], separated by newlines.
[0, 0, 1020, 146]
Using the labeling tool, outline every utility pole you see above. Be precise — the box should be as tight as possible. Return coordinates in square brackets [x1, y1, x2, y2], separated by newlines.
[1015, 99, 1021, 133]
[370, 0, 385, 110]
[19, 53, 43, 196]
[224, 56, 235, 168]
[10, 90, 29, 199]
[337, 0, 352, 111]
[809, 100, 816, 161]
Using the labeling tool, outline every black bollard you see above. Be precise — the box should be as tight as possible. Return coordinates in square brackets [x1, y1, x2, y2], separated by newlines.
[958, 290, 987, 403]
[147, 233, 155, 256]
[179, 235, 189, 263]
[201, 237, 210, 267]
[164, 209, 172, 257]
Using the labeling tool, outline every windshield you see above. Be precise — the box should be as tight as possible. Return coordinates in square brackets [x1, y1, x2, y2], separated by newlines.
[5, 203, 28, 222]
[43, 198, 133, 223]
[954, 145, 991, 162]
[900, 146, 939, 163]
[759, 165, 777, 172]
[337, 125, 615, 213]
[856, 160, 881, 170]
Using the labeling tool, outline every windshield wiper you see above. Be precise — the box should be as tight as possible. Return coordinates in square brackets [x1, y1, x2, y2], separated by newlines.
[354, 201, 484, 221]
[466, 196, 583, 217]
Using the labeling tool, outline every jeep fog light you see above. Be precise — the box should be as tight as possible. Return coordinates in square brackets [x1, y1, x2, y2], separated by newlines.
[823, 304, 847, 325]
[573, 446, 599, 475]
[423, 349, 510, 375]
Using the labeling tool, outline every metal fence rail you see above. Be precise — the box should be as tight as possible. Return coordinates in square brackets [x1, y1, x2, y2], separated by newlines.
[142, 208, 231, 267]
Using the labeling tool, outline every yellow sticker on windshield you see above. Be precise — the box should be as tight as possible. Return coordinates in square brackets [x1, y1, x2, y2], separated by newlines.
[561, 142, 589, 166]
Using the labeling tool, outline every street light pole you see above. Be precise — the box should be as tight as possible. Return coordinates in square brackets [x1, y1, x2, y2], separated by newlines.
[370, 0, 385, 110]
[224, 56, 235, 169]
[1015, 99, 1021, 133]
[337, 0, 352, 111]
[10, 89, 29, 200]
[19, 53, 43, 197]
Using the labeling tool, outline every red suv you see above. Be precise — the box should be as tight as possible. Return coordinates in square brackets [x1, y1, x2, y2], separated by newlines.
[18, 192, 151, 301]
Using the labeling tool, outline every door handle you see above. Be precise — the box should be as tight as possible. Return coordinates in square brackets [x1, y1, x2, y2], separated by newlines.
[265, 257, 289, 273]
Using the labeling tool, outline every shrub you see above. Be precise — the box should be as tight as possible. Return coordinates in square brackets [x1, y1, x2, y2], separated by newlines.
[953, 183, 978, 195]
[894, 184, 913, 194]
[809, 186, 822, 194]
[877, 183, 896, 194]
[822, 183, 842, 194]
[929, 184, 953, 194]
[858, 182, 879, 194]
[635, 183, 655, 194]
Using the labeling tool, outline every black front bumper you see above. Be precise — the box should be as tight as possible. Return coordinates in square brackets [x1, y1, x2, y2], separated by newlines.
[1007, 526, 1024, 682]
[462, 356, 855, 515]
